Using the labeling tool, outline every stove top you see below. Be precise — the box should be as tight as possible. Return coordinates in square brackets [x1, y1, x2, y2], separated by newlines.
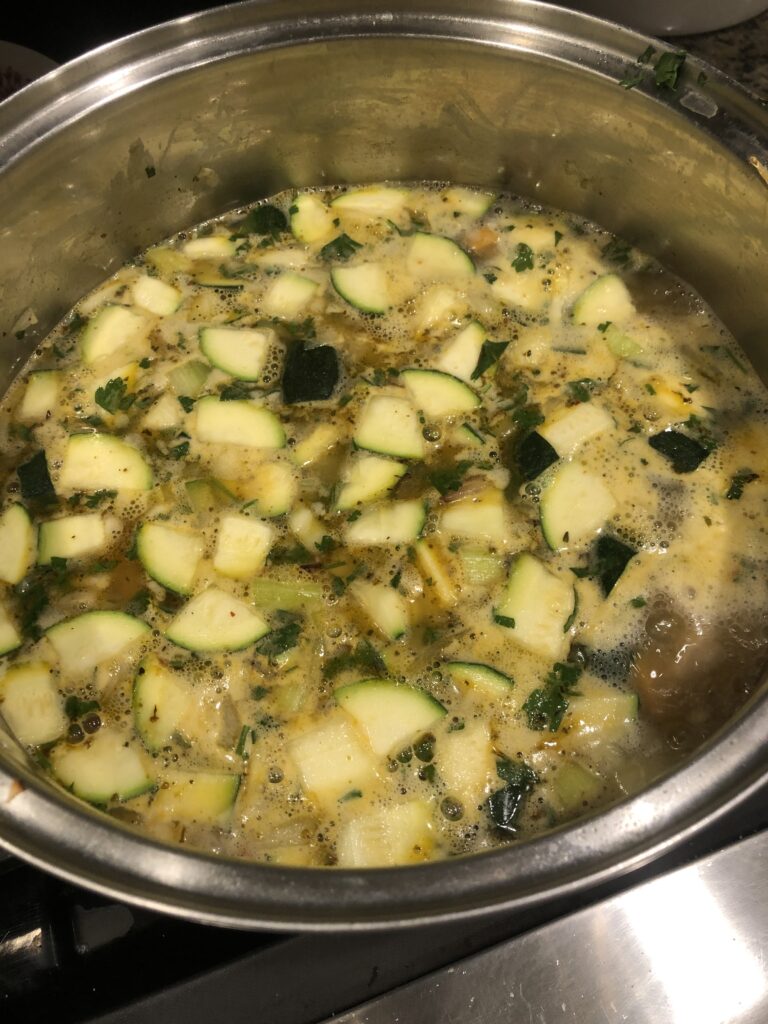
[3, 779, 768, 1024]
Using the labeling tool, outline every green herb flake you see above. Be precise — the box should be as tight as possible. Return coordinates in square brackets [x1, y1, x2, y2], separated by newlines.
[390, 569, 402, 590]
[320, 233, 363, 261]
[237, 204, 288, 239]
[178, 395, 196, 413]
[639, 45, 657, 64]
[554, 230, 564, 246]
[95, 377, 135, 414]
[429, 459, 473, 496]
[568, 378, 597, 404]
[126, 588, 151, 617]
[169, 441, 190, 460]
[322, 638, 387, 680]
[630, 596, 647, 608]
[471, 340, 509, 380]
[255, 612, 302, 658]
[523, 661, 582, 732]
[251, 685, 271, 701]
[511, 242, 534, 273]
[601, 238, 632, 265]
[493, 613, 516, 628]
[726, 471, 759, 501]
[315, 535, 337, 554]
[597, 321, 612, 333]
[488, 758, 538, 834]
[145, 165, 156, 179]
[235, 724, 250, 757]
[483, 271, 498, 284]
[85, 489, 117, 509]
[620, 70, 646, 91]
[219, 381, 254, 401]
[654, 50, 686, 91]
[339, 789, 363, 802]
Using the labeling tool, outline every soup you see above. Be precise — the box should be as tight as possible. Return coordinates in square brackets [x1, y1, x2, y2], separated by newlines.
[0, 184, 766, 867]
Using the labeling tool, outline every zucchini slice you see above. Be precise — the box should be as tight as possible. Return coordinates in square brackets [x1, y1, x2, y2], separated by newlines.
[444, 188, 496, 217]
[137, 521, 204, 594]
[199, 326, 275, 381]
[336, 800, 434, 867]
[440, 487, 508, 544]
[445, 661, 515, 700]
[335, 679, 447, 757]
[17, 370, 60, 423]
[400, 369, 480, 418]
[493, 553, 575, 661]
[133, 655, 189, 752]
[150, 770, 241, 824]
[413, 539, 457, 607]
[0, 504, 35, 584]
[331, 263, 391, 314]
[288, 504, 326, 553]
[195, 396, 285, 448]
[436, 720, 495, 808]
[58, 434, 153, 493]
[406, 233, 475, 281]
[241, 462, 297, 517]
[141, 393, 182, 432]
[354, 394, 424, 460]
[213, 512, 273, 579]
[131, 274, 182, 316]
[165, 587, 269, 652]
[80, 305, 149, 366]
[0, 661, 67, 746]
[181, 236, 236, 260]
[572, 274, 635, 327]
[331, 186, 408, 219]
[539, 462, 616, 550]
[51, 729, 154, 804]
[38, 513, 107, 565]
[290, 193, 335, 244]
[334, 454, 406, 511]
[168, 359, 210, 397]
[538, 403, 614, 458]
[46, 611, 151, 676]
[289, 715, 378, 809]
[349, 580, 409, 640]
[290, 423, 339, 467]
[250, 577, 323, 612]
[261, 272, 320, 319]
[436, 321, 487, 382]
[345, 499, 426, 546]
[0, 602, 21, 656]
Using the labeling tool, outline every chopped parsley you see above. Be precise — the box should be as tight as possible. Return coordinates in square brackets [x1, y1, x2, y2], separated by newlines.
[726, 471, 759, 501]
[255, 612, 302, 658]
[236, 204, 287, 239]
[320, 233, 363, 261]
[95, 377, 135, 414]
[322, 639, 387, 681]
[523, 662, 582, 732]
[471, 339, 509, 380]
[511, 242, 534, 273]
[654, 50, 686, 90]
[429, 459, 473, 496]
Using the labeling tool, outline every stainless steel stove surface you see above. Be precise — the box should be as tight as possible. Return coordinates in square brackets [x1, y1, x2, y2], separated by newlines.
[2, 780, 767, 1024]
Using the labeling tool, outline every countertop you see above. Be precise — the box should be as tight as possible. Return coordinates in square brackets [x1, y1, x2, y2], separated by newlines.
[678, 8, 768, 100]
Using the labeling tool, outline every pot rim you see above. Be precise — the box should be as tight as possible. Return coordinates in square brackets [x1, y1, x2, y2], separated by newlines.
[1, 0, 767, 930]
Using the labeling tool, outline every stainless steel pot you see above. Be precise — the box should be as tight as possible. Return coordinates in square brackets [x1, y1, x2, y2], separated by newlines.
[1, 0, 767, 931]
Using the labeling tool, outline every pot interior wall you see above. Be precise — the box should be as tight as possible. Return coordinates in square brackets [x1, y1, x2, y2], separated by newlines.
[1, 36, 767, 388]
